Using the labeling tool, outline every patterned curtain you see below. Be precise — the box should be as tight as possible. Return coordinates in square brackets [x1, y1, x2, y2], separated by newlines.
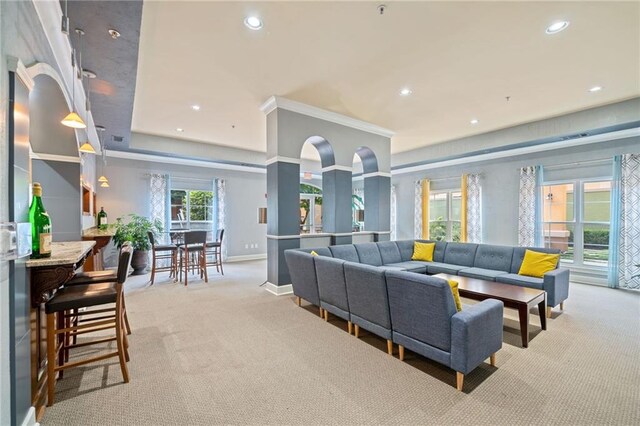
[414, 180, 423, 238]
[518, 166, 543, 247]
[610, 154, 640, 289]
[465, 174, 482, 243]
[390, 185, 397, 241]
[216, 178, 227, 260]
[150, 174, 168, 239]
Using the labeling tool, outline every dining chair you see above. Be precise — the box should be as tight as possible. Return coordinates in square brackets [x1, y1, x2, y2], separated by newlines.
[179, 230, 208, 286]
[205, 229, 224, 275]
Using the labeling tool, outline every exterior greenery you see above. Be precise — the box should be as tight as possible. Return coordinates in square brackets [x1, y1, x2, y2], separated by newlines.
[300, 184, 322, 225]
[113, 214, 163, 251]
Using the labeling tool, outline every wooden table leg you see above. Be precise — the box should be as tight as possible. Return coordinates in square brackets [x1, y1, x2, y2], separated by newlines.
[538, 296, 547, 331]
[518, 304, 530, 348]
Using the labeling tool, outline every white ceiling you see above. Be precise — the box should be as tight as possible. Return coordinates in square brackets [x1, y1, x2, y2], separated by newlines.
[132, 1, 640, 155]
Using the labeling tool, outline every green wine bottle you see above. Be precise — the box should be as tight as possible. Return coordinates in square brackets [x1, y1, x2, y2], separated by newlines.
[97, 207, 108, 230]
[29, 182, 52, 258]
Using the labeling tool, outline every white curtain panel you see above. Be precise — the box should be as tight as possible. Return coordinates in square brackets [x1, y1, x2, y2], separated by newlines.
[466, 174, 482, 243]
[390, 185, 397, 241]
[518, 167, 538, 247]
[618, 154, 640, 289]
[414, 180, 423, 239]
[150, 174, 167, 237]
[216, 178, 227, 260]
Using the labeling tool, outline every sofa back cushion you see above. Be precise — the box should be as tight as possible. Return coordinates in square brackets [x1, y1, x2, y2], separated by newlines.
[473, 244, 514, 272]
[354, 243, 383, 266]
[344, 262, 391, 329]
[443, 242, 478, 267]
[511, 247, 561, 274]
[395, 240, 447, 262]
[329, 245, 359, 263]
[395, 240, 415, 262]
[298, 247, 332, 257]
[284, 249, 320, 305]
[314, 256, 349, 311]
[386, 271, 457, 352]
[377, 241, 402, 264]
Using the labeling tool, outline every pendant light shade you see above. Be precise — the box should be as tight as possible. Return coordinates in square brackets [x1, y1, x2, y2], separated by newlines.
[100, 181, 110, 188]
[98, 175, 108, 183]
[61, 111, 86, 129]
[79, 142, 96, 154]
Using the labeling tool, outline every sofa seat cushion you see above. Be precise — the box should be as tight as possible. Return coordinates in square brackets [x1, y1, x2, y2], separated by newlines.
[427, 262, 468, 275]
[384, 261, 428, 273]
[379, 265, 408, 272]
[458, 267, 509, 281]
[496, 273, 544, 289]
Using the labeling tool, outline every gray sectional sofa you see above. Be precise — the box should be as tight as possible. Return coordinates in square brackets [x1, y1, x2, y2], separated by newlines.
[283, 240, 570, 390]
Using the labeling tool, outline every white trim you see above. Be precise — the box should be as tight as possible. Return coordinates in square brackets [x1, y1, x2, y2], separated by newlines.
[106, 150, 266, 174]
[267, 234, 301, 240]
[362, 171, 392, 179]
[393, 127, 640, 175]
[332, 232, 354, 237]
[7, 58, 35, 91]
[21, 407, 38, 426]
[30, 152, 81, 164]
[225, 254, 267, 263]
[373, 231, 392, 235]
[321, 165, 353, 172]
[260, 96, 395, 138]
[264, 282, 294, 296]
[266, 156, 300, 165]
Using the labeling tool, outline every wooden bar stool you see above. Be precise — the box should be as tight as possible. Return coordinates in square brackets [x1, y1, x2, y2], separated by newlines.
[148, 231, 177, 284]
[45, 244, 133, 407]
[205, 229, 224, 275]
[178, 230, 208, 286]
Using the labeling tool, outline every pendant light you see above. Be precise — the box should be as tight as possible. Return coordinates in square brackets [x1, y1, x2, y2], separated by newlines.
[96, 126, 109, 183]
[61, 0, 69, 34]
[61, 31, 86, 129]
[79, 141, 96, 154]
[100, 182, 110, 188]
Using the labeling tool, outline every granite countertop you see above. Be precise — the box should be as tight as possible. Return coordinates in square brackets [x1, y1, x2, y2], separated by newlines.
[26, 241, 96, 268]
[82, 226, 116, 238]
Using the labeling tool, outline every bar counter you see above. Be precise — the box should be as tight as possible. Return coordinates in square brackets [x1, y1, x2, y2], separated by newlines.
[82, 226, 116, 271]
[26, 240, 95, 421]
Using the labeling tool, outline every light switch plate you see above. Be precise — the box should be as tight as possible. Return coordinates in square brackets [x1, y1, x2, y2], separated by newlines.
[0, 222, 32, 260]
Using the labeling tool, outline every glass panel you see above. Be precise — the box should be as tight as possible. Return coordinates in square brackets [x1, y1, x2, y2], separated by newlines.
[188, 190, 213, 221]
[429, 193, 448, 221]
[429, 220, 447, 242]
[170, 190, 187, 222]
[300, 196, 312, 234]
[583, 223, 610, 265]
[543, 183, 575, 222]
[451, 221, 461, 242]
[451, 192, 462, 221]
[314, 201, 323, 233]
[583, 181, 611, 222]
[543, 222, 574, 262]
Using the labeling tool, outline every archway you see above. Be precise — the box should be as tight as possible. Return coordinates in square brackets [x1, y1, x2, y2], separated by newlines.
[299, 136, 335, 234]
[352, 147, 379, 232]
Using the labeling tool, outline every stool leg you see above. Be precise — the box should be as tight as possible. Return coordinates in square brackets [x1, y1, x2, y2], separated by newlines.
[150, 250, 156, 285]
[202, 252, 209, 283]
[218, 249, 224, 275]
[56, 312, 65, 378]
[46, 313, 56, 406]
[115, 294, 130, 383]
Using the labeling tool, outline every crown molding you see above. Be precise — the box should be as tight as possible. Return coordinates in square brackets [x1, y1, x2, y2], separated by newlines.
[266, 156, 300, 165]
[321, 165, 353, 173]
[31, 152, 81, 164]
[7, 57, 35, 91]
[260, 96, 395, 138]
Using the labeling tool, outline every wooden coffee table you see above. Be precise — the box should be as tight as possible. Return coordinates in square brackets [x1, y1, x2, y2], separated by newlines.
[434, 273, 547, 348]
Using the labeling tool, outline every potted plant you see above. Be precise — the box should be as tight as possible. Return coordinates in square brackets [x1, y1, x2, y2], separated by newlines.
[113, 214, 163, 275]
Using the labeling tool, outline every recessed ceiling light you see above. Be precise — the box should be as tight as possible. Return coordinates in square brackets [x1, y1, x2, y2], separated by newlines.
[244, 16, 263, 30]
[191, 105, 201, 111]
[470, 119, 479, 125]
[399, 88, 412, 96]
[588, 86, 603, 92]
[545, 21, 570, 34]
[176, 128, 184, 132]
[108, 29, 121, 39]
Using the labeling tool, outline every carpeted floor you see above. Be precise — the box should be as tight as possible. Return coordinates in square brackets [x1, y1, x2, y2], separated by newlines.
[41, 260, 640, 425]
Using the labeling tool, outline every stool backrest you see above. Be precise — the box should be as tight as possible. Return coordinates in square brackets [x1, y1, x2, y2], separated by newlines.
[117, 242, 134, 284]
[184, 230, 207, 246]
[217, 229, 224, 243]
[147, 231, 156, 247]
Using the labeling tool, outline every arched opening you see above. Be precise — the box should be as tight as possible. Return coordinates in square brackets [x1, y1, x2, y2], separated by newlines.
[352, 146, 379, 232]
[299, 136, 335, 234]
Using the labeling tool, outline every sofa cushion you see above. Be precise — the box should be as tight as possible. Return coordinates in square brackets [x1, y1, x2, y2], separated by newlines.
[443, 242, 478, 267]
[394, 240, 416, 262]
[354, 243, 383, 266]
[344, 262, 392, 332]
[377, 241, 402, 264]
[459, 267, 510, 281]
[518, 249, 560, 278]
[412, 242, 435, 261]
[427, 262, 468, 275]
[383, 261, 428, 274]
[329, 245, 359, 263]
[473, 244, 514, 272]
[496, 273, 544, 290]
[511, 247, 561, 274]
[299, 247, 332, 257]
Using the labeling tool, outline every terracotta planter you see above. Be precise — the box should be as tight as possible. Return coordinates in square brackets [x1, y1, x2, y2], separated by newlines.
[131, 249, 149, 275]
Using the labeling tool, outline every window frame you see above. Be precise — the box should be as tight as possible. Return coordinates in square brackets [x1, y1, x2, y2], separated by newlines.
[428, 189, 462, 242]
[170, 188, 216, 231]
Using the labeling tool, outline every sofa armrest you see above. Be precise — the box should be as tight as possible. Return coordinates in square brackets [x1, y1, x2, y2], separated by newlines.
[451, 299, 503, 375]
[543, 268, 570, 308]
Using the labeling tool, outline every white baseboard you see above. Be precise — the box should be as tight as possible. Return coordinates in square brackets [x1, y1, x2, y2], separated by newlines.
[264, 282, 293, 296]
[225, 254, 267, 263]
[22, 407, 38, 426]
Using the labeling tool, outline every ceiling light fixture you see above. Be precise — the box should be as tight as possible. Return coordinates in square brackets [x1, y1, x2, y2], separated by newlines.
[83, 69, 96, 112]
[61, 47, 87, 129]
[470, 119, 479, 125]
[100, 181, 110, 188]
[98, 176, 108, 183]
[61, 0, 69, 34]
[399, 88, 412, 96]
[79, 142, 96, 154]
[108, 29, 121, 39]
[176, 128, 184, 132]
[244, 16, 263, 30]
[588, 86, 603, 92]
[545, 21, 570, 34]
[191, 105, 201, 111]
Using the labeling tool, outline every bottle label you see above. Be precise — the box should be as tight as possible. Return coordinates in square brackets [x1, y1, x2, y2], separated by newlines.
[102, 217, 108, 225]
[40, 233, 52, 254]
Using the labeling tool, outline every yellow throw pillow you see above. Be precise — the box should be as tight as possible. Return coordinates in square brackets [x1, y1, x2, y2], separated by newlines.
[310, 250, 319, 256]
[448, 280, 462, 312]
[518, 249, 560, 278]
[412, 242, 435, 262]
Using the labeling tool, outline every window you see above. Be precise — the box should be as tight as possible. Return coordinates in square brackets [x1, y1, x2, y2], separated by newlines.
[170, 189, 215, 237]
[429, 190, 461, 242]
[542, 180, 611, 267]
[299, 184, 322, 234]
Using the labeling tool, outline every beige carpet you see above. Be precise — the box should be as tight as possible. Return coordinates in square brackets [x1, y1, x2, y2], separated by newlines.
[41, 260, 640, 425]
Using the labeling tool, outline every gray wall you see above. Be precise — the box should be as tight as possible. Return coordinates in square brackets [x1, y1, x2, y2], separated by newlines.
[97, 157, 267, 259]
